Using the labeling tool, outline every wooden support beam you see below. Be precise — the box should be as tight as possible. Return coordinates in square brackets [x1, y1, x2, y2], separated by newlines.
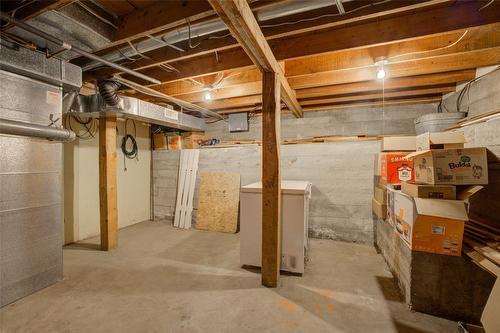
[99, 116, 118, 251]
[261, 71, 281, 287]
[208, 0, 302, 117]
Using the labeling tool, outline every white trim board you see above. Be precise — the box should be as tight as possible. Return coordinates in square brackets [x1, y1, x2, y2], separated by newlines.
[173, 149, 200, 229]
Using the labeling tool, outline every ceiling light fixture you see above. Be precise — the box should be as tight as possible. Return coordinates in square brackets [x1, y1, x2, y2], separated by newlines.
[204, 91, 212, 101]
[376, 68, 386, 80]
[374, 60, 389, 80]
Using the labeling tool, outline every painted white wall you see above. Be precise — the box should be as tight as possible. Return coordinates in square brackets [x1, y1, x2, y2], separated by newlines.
[64, 119, 151, 244]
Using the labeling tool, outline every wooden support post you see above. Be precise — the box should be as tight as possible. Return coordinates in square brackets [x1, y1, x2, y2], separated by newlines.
[99, 116, 118, 251]
[261, 71, 281, 287]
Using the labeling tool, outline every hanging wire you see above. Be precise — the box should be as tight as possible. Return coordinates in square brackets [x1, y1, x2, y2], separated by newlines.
[126, 40, 151, 60]
[186, 18, 201, 49]
[63, 114, 99, 140]
[456, 65, 500, 114]
[121, 118, 138, 171]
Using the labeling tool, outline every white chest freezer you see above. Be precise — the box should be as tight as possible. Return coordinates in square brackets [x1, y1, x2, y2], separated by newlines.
[239, 180, 312, 274]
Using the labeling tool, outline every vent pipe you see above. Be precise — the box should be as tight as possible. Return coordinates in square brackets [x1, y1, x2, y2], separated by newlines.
[0, 118, 76, 142]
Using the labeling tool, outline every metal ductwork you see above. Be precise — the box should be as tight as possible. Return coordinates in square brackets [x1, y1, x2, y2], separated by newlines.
[70, 94, 205, 132]
[0, 118, 75, 142]
[98, 80, 121, 107]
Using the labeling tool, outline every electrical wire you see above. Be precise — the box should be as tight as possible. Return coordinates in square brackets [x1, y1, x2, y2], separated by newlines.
[259, 0, 392, 28]
[186, 18, 201, 49]
[479, 0, 495, 11]
[63, 114, 99, 140]
[121, 118, 138, 171]
[126, 40, 151, 60]
[388, 30, 469, 61]
[456, 65, 500, 113]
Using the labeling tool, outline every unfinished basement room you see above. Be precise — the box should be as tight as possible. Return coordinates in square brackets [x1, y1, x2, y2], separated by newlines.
[1, 0, 500, 332]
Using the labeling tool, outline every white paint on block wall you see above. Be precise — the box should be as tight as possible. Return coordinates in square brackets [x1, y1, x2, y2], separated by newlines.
[63, 120, 151, 244]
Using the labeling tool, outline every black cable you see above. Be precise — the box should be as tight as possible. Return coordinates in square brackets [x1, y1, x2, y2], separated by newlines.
[121, 119, 138, 171]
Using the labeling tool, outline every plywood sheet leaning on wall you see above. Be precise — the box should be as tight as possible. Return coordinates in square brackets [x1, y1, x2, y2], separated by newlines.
[196, 172, 241, 233]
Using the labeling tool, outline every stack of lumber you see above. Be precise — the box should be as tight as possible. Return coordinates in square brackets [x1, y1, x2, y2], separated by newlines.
[283, 135, 380, 145]
[462, 218, 500, 276]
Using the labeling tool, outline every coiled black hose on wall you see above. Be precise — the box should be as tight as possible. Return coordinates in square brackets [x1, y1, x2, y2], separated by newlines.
[98, 80, 121, 107]
[121, 119, 138, 171]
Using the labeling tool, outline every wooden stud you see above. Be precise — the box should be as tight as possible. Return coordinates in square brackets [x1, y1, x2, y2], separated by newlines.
[99, 116, 118, 251]
[261, 71, 281, 287]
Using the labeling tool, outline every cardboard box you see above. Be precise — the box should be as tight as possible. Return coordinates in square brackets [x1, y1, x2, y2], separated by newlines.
[401, 182, 456, 200]
[416, 131, 465, 151]
[381, 136, 416, 152]
[393, 191, 467, 256]
[153, 132, 167, 150]
[386, 186, 398, 225]
[167, 135, 182, 150]
[408, 148, 488, 185]
[182, 132, 207, 149]
[374, 186, 387, 204]
[372, 197, 387, 220]
[381, 152, 415, 184]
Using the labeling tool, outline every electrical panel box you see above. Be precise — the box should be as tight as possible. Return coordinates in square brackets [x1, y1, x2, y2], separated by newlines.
[228, 112, 249, 132]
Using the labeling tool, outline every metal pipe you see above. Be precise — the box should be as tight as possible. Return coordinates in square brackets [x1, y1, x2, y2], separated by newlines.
[0, 118, 76, 142]
[0, 11, 160, 84]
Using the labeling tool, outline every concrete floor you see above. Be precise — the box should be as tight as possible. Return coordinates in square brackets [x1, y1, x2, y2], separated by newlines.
[0, 221, 456, 333]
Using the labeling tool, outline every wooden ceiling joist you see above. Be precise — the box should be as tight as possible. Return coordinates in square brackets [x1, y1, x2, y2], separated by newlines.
[196, 85, 456, 111]
[85, 0, 500, 86]
[208, 0, 303, 117]
[114, 1, 214, 43]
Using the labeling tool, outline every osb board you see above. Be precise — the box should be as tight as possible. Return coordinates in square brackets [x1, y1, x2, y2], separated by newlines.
[196, 172, 241, 233]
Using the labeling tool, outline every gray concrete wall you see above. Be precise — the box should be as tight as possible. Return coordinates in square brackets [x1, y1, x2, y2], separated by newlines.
[205, 104, 436, 141]
[153, 150, 180, 220]
[441, 67, 500, 117]
[376, 219, 495, 323]
[153, 103, 437, 244]
[439, 66, 500, 225]
[154, 141, 380, 244]
[460, 116, 500, 225]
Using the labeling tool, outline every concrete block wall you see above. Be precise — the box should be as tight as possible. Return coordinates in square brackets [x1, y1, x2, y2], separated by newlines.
[153, 150, 180, 220]
[154, 141, 380, 244]
[153, 103, 437, 244]
[205, 104, 436, 141]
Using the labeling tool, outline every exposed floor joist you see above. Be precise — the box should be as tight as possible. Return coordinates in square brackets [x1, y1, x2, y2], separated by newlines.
[208, 0, 303, 117]
[84, 0, 500, 86]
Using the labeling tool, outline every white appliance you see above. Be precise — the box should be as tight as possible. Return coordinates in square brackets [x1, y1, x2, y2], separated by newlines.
[239, 181, 312, 274]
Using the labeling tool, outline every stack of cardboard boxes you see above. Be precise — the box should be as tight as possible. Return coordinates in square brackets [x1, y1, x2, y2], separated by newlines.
[373, 132, 488, 256]
[153, 131, 207, 150]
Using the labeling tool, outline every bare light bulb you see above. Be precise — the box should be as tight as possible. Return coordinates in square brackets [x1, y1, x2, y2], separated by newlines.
[204, 91, 212, 100]
[377, 68, 386, 79]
